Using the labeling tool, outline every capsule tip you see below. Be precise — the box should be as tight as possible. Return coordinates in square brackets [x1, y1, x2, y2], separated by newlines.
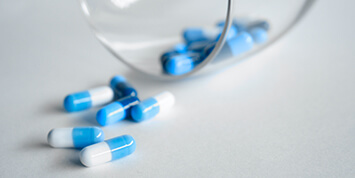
[63, 95, 75, 112]
[80, 146, 95, 167]
[47, 129, 55, 147]
[93, 127, 105, 143]
[96, 102, 125, 126]
[110, 75, 126, 88]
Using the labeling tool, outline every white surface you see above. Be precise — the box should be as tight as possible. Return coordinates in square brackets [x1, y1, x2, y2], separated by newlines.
[47, 128, 74, 148]
[88, 86, 114, 106]
[80, 142, 112, 167]
[154, 91, 175, 114]
[0, 0, 354, 177]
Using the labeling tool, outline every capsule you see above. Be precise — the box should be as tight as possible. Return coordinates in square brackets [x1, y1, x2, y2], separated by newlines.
[163, 53, 201, 75]
[247, 20, 270, 31]
[80, 135, 136, 167]
[96, 96, 140, 126]
[187, 40, 214, 52]
[160, 44, 188, 65]
[183, 26, 237, 44]
[249, 27, 268, 44]
[131, 91, 175, 122]
[47, 127, 105, 148]
[64, 86, 114, 112]
[110, 75, 138, 99]
[203, 31, 254, 60]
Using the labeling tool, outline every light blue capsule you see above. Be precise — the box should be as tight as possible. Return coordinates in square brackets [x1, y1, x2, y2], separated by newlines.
[163, 53, 201, 75]
[249, 27, 268, 44]
[96, 96, 140, 126]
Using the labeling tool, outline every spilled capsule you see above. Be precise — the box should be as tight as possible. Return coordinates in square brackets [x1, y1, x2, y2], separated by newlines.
[163, 52, 201, 75]
[64, 86, 114, 112]
[80, 135, 136, 167]
[110, 75, 138, 99]
[131, 91, 175, 122]
[96, 96, 140, 126]
[47, 127, 105, 148]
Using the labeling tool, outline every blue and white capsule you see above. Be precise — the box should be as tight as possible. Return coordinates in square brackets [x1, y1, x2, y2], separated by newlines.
[64, 86, 115, 112]
[131, 91, 175, 122]
[47, 127, 105, 148]
[110, 75, 138, 99]
[163, 53, 201, 75]
[80, 135, 136, 167]
[96, 96, 140, 126]
[183, 26, 237, 44]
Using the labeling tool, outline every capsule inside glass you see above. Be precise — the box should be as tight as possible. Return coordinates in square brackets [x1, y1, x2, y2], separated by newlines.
[79, 0, 314, 80]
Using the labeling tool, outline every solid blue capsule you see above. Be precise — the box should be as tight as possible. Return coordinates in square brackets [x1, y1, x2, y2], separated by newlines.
[64, 86, 115, 112]
[163, 53, 201, 75]
[80, 135, 136, 167]
[131, 91, 175, 122]
[96, 96, 140, 126]
[249, 27, 268, 44]
[110, 75, 138, 99]
[47, 127, 105, 148]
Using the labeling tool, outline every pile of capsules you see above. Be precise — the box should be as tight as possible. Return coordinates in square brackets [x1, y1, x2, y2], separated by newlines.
[161, 18, 269, 76]
[47, 75, 175, 167]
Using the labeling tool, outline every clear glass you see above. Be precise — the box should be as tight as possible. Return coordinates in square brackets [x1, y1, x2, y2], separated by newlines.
[79, 0, 315, 80]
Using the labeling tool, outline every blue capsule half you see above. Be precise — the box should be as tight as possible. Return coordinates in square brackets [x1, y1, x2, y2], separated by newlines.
[96, 96, 140, 126]
[163, 53, 201, 75]
[110, 75, 138, 99]
[64, 86, 114, 112]
[72, 127, 105, 148]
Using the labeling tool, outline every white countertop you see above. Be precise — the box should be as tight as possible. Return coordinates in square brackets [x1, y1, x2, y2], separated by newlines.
[0, 0, 354, 177]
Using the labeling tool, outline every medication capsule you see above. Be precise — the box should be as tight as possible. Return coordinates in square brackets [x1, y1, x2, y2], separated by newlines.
[163, 53, 201, 75]
[47, 127, 105, 148]
[171, 43, 188, 53]
[187, 40, 214, 52]
[131, 91, 175, 122]
[96, 96, 140, 126]
[249, 27, 268, 44]
[110, 75, 138, 98]
[160, 44, 188, 65]
[203, 31, 254, 60]
[247, 20, 270, 31]
[80, 135, 136, 167]
[216, 19, 247, 32]
[64, 86, 114, 112]
[183, 26, 237, 44]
